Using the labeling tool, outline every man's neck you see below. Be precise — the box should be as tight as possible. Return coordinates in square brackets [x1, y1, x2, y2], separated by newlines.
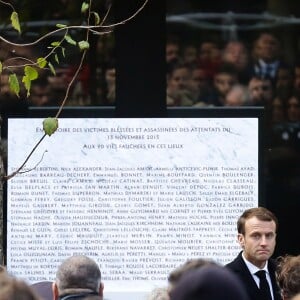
[241, 252, 268, 270]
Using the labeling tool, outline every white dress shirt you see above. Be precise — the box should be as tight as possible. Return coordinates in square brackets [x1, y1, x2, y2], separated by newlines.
[241, 252, 274, 300]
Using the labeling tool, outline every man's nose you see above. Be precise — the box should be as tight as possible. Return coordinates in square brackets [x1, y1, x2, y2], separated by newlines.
[260, 236, 268, 245]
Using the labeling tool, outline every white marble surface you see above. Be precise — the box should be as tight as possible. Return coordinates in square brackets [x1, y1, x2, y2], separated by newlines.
[7, 117, 259, 298]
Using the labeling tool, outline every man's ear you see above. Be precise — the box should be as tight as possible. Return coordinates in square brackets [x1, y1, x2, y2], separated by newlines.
[237, 233, 245, 248]
[52, 282, 59, 300]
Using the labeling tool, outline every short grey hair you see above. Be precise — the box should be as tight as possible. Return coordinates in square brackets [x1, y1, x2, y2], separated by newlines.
[147, 287, 170, 300]
[55, 255, 101, 295]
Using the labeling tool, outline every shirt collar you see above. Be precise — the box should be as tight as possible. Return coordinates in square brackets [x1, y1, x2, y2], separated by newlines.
[258, 59, 279, 69]
[241, 252, 269, 275]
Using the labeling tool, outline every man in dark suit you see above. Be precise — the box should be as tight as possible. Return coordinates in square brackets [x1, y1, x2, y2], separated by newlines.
[251, 32, 284, 83]
[226, 207, 282, 300]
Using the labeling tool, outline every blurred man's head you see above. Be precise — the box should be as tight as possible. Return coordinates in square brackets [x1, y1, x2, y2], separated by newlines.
[0, 272, 40, 300]
[223, 41, 249, 71]
[225, 84, 249, 106]
[276, 255, 300, 300]
[213, 64, 237, 101]
[167, 63, 190, 94]
[166, 37, 180, 64]
[248, 76, 273, 105]
[170, 265, 249, 300]
[287, 96, 300, 122]
[253, 32, 280, 63]
[53, 255, 103, 300]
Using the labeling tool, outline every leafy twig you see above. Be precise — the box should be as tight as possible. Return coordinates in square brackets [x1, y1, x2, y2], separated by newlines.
[1, 0, 149, 180]
[0, 0, 149, 48]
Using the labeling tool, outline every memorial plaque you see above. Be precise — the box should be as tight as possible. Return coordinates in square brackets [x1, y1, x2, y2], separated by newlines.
[5, 109, 262, 300]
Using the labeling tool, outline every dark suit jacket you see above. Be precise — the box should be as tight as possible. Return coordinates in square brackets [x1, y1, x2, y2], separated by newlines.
[226, 252, 282, 300]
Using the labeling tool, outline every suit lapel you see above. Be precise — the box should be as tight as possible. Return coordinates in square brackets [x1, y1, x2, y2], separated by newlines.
[234, 253, 262, 300]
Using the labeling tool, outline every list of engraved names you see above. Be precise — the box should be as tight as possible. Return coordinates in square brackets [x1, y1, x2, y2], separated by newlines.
[9, 165, 256, 282]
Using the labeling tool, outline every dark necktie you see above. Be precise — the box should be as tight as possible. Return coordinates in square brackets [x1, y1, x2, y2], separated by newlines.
[255, 270, 272, 300]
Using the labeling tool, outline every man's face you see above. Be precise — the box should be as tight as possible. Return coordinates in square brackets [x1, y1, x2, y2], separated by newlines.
[248, 78, 273, 104]
[189, 69, 208, 91]
[168, 67, 190, 93]
[223, 42, 249, 71]
[183, 46, 197, 65]
[105, 68, 116, 86]
[255, 33, 280, 62]
[214, 73, 236, 97]
[166, 43, 179, 63]
[287, 96, 300, 122]
[276, 68, 293, 88]
[238, 216, 276, 268]
[271, 97, 285, 123]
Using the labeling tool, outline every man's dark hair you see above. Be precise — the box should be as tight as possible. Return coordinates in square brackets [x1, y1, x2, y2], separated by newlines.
[237, 207, 278, 235]
[216, 63, 238, 77]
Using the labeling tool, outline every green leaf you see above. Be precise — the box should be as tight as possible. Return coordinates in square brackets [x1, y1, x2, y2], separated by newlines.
[65, 35, 77, 46]
[51, 41, 60, 47]
[43, 117, 58, 136]
[24, 66, 38, 80]
[37, 57, 47, 68]
[78, 40, 90, 51]
[92, 12, 101, 25]
[9, 73, 20, 97]
[81, 2, 89, 14]
[56, 23, 67, 28]
[22, 75, 32, 97]
[54, 54, 59, 64]
[48, 62, 56, 75]
[61, 47, 66, 57]
[0, 61, 2, 74]
[21, 66, 38, 97]
[10, 11, 21, 34]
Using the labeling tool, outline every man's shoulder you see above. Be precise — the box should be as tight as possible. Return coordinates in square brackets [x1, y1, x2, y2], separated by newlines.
[225, 252, 250, 276]
[226, 255, 278, 274]
[225, 252, 243, 268]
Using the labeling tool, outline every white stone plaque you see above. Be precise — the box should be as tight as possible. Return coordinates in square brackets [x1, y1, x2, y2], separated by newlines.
[6, 116, 260, 300]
